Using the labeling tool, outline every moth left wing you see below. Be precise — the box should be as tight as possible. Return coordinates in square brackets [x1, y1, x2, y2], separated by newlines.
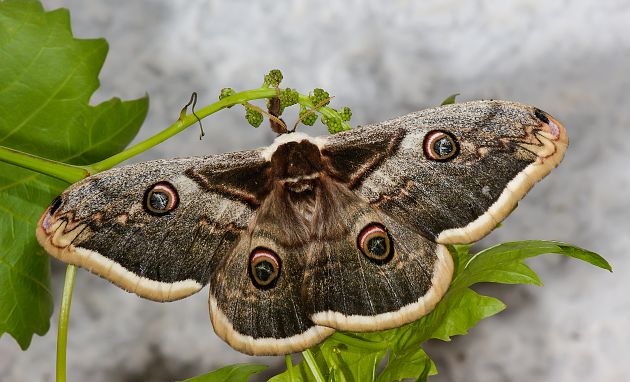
[320, 100, 568, 244]
[37, 150, 271, 301]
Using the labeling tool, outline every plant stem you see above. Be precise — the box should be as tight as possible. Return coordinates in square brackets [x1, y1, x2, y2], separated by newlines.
[56, 265, 77, 382]
[88, 88, 277, 172]
[0, 88, 349, 181]
[0, 146, 88, 184]
[302, 349, 325, 382]
[284, 354, 295, 380]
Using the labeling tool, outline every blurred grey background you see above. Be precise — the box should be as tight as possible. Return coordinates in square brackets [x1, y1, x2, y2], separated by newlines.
[1, 0, 628, 381]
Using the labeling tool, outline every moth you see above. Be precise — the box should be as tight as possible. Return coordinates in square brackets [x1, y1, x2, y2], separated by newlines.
[36, 100, 567, 355]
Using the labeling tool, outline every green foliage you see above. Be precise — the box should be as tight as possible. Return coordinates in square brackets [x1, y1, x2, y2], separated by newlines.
[339, 107, 352, 122]
[268, 241, 609, 381]
[279, 88, 299, 108]
[321, 115, 345, 134]
[219, 87, 236, 101]
[179, 363, 268, 382]
[264, 69, 284, 87]
[310, 88, 331, 107]
[245, 107, 263, 127]
[440, 93, 460, 105]
[299, 105, 318, 126]
[0, 0, 148, 349]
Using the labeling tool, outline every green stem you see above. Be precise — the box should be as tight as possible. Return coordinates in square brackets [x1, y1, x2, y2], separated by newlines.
[0, 88, 277, 180]
[0, 146, 88, 184]
[302, 349, 325, 382]
[88, 88, 277, 172]
[284, 354, 295, 380]
[0, 88, 347, 181]
[56, 265, 77, 382]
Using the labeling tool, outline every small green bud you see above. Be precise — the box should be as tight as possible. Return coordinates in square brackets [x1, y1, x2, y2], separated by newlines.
[299, 105, 317, 126]
[279, 88, 299, 107]
[321, 115, 343, 134]
[310, 88, 330, 107]
[219, 88, 236, 108]
[339, 106, 352, 121]
[264, 69, 283, 87]
[245, 108, 263, 128]
[219, 87, 235, 100]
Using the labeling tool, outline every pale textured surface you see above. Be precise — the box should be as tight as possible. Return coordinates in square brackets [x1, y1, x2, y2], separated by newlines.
[1, 0, 629, 381]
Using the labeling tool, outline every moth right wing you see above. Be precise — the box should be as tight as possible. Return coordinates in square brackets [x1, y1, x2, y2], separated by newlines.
[321, 100, 568, 245]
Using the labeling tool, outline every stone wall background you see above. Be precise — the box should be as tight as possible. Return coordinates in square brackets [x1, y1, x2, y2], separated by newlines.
[1, 1, 628, 381]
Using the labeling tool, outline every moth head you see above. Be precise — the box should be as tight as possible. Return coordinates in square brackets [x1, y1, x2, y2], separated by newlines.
[248, 247, 282, 289]
[143, 181, 179, 215]
[423, 130, 459, 161]
[357, 223, 394, 264]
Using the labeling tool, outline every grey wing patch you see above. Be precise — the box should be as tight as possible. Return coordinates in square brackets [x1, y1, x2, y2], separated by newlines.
[36, 151, 268, 301]
[329, 100, 568, 244]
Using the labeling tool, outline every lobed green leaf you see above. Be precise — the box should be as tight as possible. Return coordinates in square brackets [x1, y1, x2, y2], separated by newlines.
[0, 0, 148, 348]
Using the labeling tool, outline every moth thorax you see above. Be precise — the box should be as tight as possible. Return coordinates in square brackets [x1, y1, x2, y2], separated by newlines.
[287, 181, 312, 193]
[284, 172, 319, 193]
[271, 140, 324, 179]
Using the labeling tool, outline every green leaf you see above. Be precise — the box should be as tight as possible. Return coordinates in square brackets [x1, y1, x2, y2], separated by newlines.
[319, 338, 386, 382]
[269, 349, 327, 382]
[440, 93, 459, 105]
[448, 244, 473, 278]
[0, 0, 148, 349]
[179, 363, 268, 382]
[429, 289, 506, 341]
[458, 241, 612, 289]
[376, 348, 434, 382]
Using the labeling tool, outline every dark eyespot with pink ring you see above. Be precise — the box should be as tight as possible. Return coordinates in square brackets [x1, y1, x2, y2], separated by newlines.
[249, 247, 282, 289]
[357, 223, 394, 264]
[143, 182, 179, 215]
[423, 130, 459, 161]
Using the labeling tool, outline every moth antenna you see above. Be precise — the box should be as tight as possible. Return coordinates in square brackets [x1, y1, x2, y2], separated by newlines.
[291, 96, 335, 132]
[179, 92, 204, 140]
[245, 102, 287, 134]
